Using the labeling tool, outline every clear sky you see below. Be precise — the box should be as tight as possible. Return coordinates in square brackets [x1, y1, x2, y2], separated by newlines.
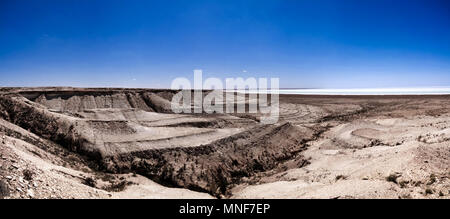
[1, 0, 449, 88]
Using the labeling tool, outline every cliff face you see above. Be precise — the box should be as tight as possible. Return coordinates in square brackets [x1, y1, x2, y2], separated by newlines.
[33, 92, 161, 113]
[0, 89, 315, 197]
[2, 88, 449, 199]
[0, 95, 97, 158]
[102, 123, 314, 197]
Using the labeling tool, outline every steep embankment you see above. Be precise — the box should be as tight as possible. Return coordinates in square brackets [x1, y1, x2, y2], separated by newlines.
[0, 95, 97, 157]
[0, 90, 315, 197]
[102, 123, 314, 197]
[23, 90, 176, 113]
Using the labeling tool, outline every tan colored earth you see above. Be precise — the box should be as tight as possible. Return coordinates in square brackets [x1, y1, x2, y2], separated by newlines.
[0, 87, 448, 199]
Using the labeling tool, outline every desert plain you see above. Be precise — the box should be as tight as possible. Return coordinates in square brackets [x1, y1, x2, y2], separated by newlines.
[0, 87, 448, 199]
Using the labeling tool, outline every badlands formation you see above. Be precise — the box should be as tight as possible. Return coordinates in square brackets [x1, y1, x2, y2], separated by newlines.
[0, 87, 448, 199]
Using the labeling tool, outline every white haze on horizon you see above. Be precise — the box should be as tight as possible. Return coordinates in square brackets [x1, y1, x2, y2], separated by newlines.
[239, 87, 450, 95]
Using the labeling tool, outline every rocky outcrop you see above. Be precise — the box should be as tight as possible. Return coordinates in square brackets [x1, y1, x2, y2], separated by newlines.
[102, 123, 313, 197]
[0, 95, 98, 158]
[142, 92, 173, 113]
[23, 90, 178, 114]
[0, 90, 316, 198]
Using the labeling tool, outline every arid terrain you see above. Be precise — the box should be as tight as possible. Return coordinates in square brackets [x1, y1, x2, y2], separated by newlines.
[0, 87, 449, 199]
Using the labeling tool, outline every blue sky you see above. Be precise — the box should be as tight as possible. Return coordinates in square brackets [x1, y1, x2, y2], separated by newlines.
[0, 0, 449, 88]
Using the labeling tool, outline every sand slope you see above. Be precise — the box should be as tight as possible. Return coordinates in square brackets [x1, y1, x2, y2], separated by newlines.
[0, 88, 449, 199]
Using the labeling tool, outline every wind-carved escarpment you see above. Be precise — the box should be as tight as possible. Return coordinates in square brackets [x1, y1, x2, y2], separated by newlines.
[29, 91, 169, 113]
[0, 89, 314, 197]
[2, 88, 449, 199]
[101, 123, 314, 197]
[0, 94, 97, 157]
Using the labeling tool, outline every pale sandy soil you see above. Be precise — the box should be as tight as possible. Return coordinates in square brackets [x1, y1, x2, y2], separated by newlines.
[0, 88, 449, 199]
[0, 132, 213, 199]
[231, 97, 450, 199]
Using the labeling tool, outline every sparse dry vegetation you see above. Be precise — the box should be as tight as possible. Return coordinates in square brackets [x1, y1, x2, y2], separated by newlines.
[83, 177, 96, 188]
[1, 88, 449, 199]
[0, 180, 10, 199]
[23, 169, 34, 181]
[386, 173, 401, 184]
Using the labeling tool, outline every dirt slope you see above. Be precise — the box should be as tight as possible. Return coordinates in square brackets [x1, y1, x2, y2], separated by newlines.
[1, 88, 449, 199]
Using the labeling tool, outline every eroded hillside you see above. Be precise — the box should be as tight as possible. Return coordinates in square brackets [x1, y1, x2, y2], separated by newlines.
[0, 88, 449, 199]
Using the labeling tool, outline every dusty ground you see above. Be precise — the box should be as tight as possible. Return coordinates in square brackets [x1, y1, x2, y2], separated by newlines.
[233, 95, 450, 199]
[0, 88, 449, 199]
